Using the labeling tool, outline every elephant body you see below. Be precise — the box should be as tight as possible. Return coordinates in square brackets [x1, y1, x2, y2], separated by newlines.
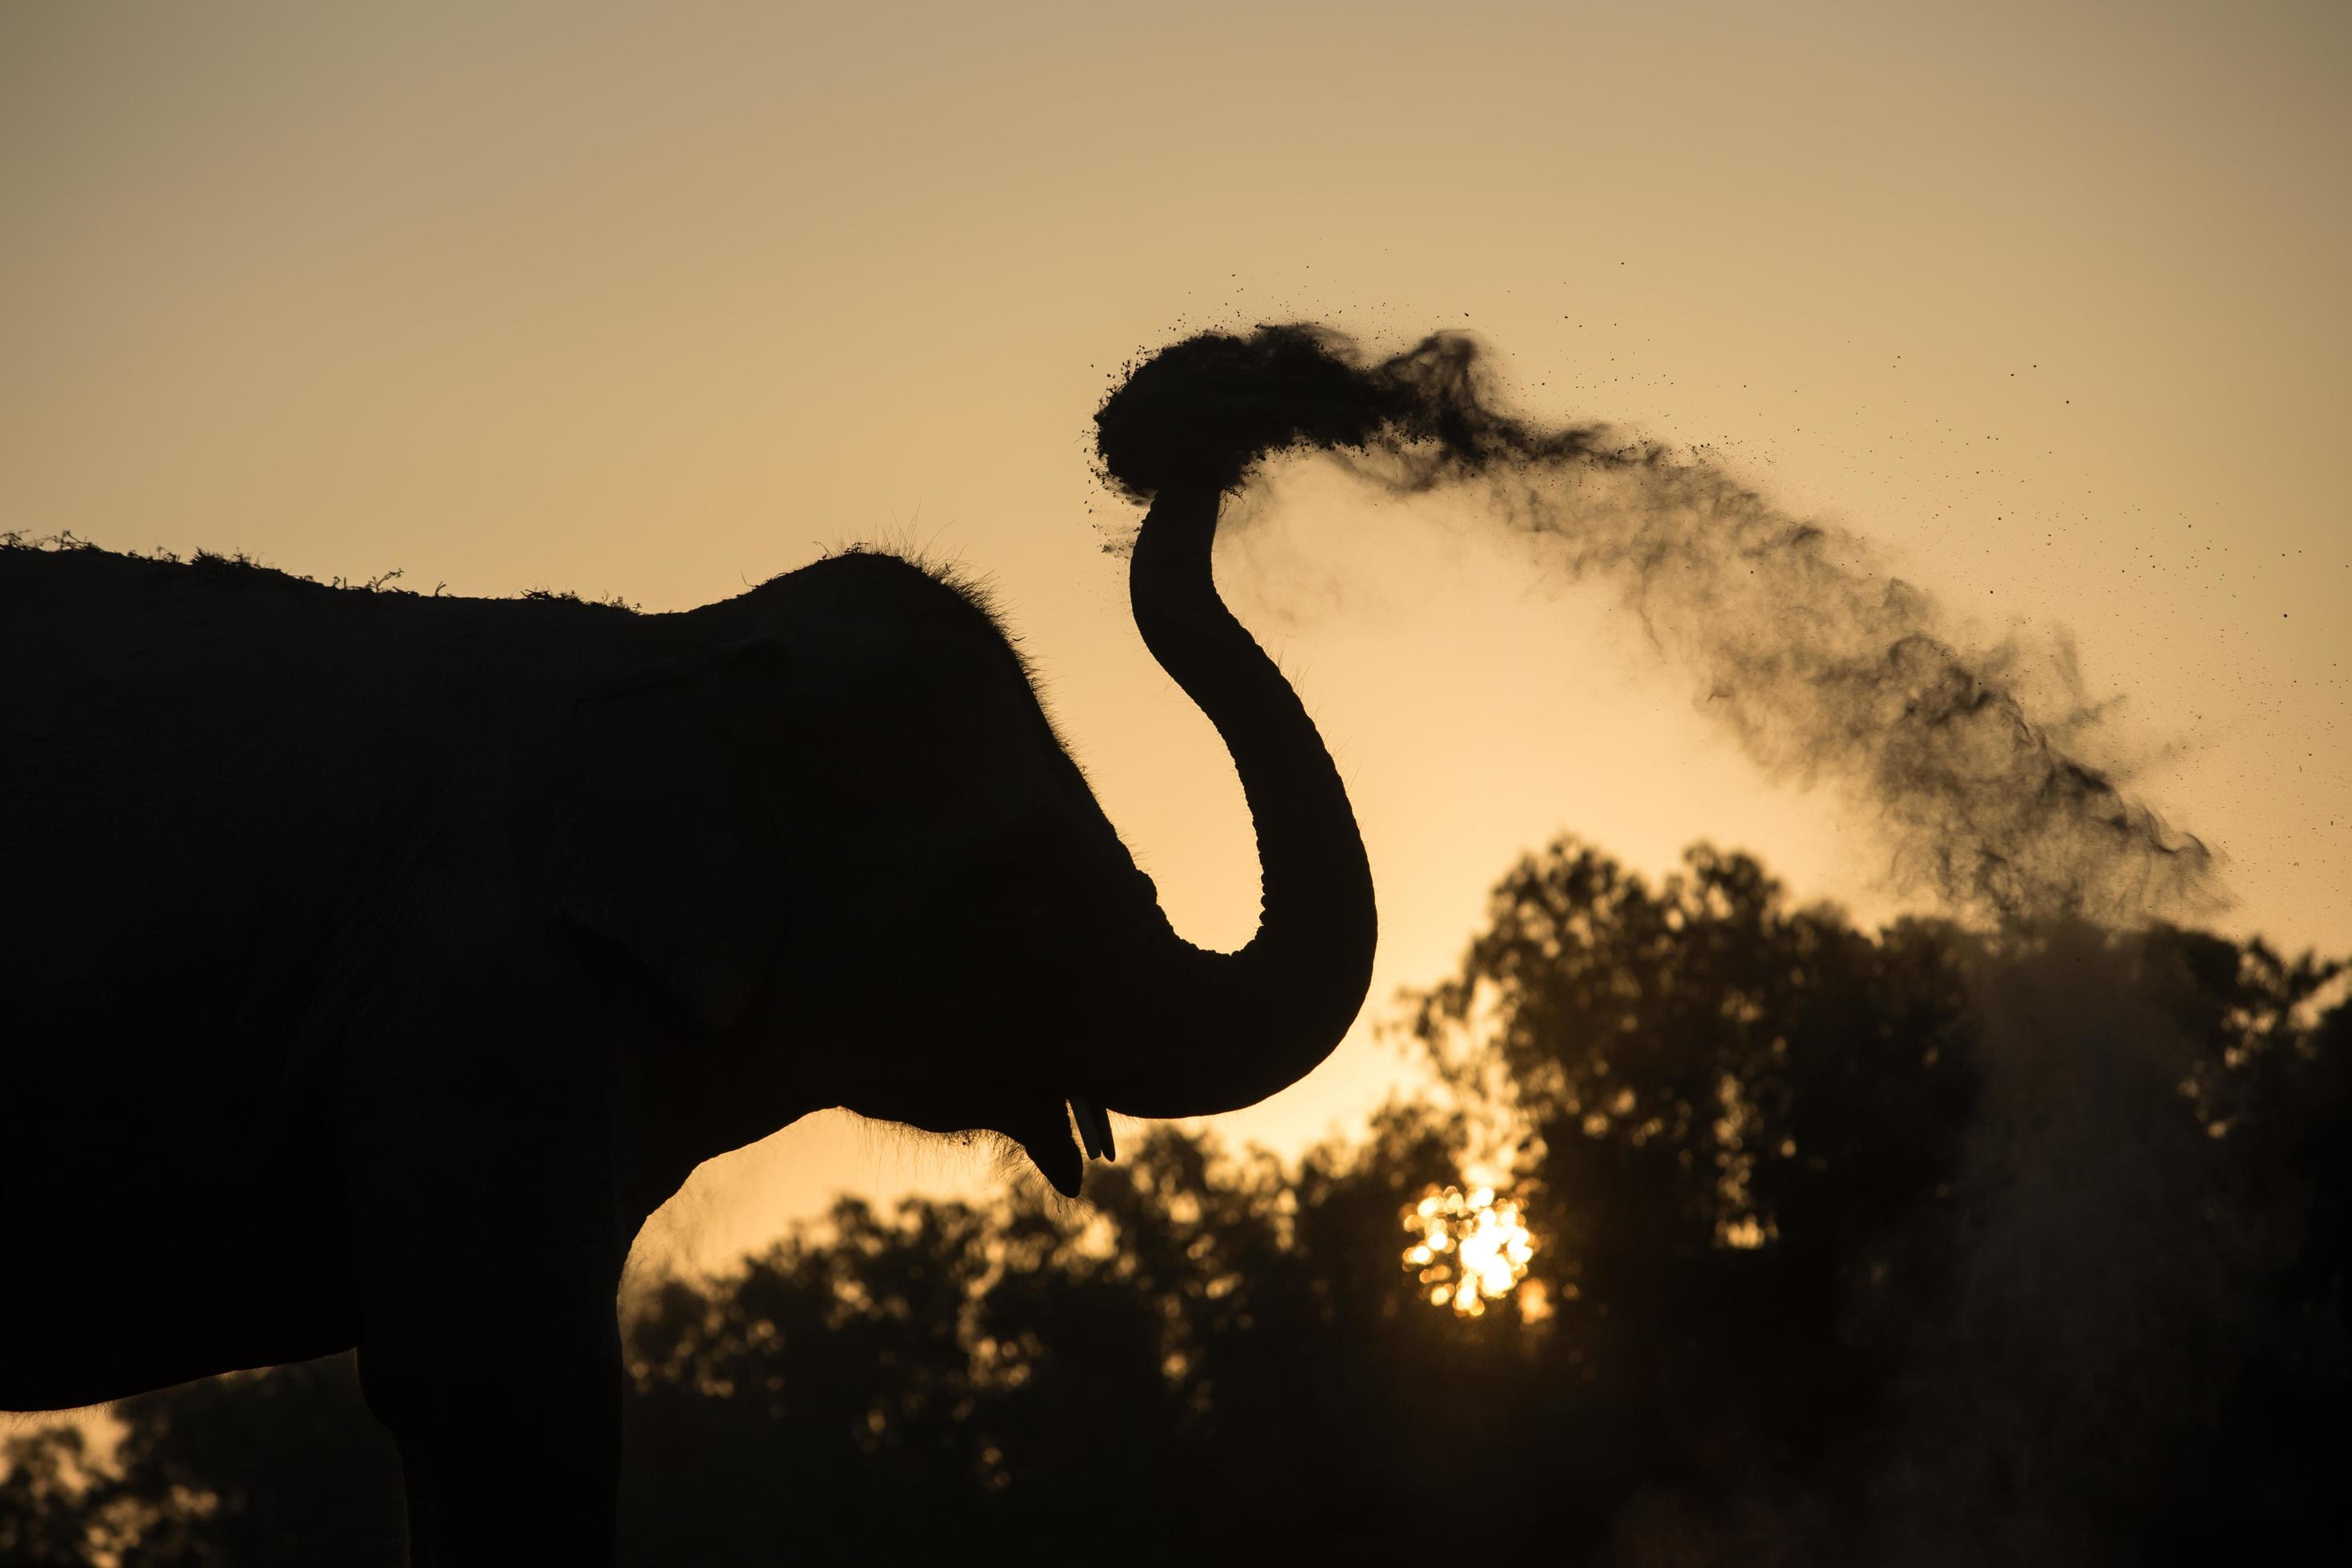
[0, 494, 1374, 1564]
[6, 549, 829, 1408]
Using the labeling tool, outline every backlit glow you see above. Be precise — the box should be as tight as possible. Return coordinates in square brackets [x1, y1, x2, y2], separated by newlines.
[1402, 1184, 1536, 1317]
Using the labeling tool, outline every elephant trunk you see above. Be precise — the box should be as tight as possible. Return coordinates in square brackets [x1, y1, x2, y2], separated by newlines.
[1102, 487, 1378, 1120]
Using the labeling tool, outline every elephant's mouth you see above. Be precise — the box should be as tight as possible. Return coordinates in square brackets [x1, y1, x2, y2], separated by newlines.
[1000, 1095, 1118, 1199]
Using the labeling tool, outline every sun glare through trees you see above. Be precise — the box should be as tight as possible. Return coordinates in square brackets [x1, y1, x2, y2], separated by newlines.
[7, 838, 2347, 1564]
[1402, 1185, 1537, 1318]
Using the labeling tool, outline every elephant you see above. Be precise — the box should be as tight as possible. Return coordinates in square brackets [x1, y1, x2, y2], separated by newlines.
[0, 484, 1376, 1564]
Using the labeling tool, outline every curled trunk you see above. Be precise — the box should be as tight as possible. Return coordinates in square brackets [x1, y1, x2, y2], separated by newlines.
[1102, 488, 1378, 1120]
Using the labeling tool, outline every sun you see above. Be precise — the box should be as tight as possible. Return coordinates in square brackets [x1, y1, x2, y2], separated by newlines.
[1401, 1184, 1536, 1317]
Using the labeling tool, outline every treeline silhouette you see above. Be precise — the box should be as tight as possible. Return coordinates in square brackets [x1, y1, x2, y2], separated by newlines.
[6, 840, 2346, 1566]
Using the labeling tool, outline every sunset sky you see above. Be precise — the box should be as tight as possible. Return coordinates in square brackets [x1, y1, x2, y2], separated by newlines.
[6, 1, 2344, 1274]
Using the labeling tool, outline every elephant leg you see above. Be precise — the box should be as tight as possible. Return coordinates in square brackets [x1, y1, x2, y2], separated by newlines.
[342, 1020, 633, 1564]
[358, 1272, 622, 1568]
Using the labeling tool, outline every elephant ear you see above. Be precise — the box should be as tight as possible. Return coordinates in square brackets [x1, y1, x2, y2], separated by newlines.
[546, 639, 792, 1033]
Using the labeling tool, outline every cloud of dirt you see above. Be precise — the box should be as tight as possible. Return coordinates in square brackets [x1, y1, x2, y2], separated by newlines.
[1096, 324, 2221, 926]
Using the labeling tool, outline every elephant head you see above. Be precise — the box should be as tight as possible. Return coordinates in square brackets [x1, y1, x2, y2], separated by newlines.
[548, 484, 1377, 1201]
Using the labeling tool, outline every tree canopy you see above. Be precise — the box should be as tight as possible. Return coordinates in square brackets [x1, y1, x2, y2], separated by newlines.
[8, 838, 2346, 1566]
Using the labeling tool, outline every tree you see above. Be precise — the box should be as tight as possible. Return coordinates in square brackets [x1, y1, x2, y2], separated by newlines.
[10, 838, 2345, 1565]
[1410, 842, 1982, 1498]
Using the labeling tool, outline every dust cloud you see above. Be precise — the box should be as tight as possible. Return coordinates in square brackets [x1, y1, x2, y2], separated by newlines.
[1097, 324, 2219, 926]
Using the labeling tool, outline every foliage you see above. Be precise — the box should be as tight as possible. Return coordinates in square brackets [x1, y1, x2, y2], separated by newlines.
[0, 1361, 402, 1567]
[6, 838, 2345, 1565]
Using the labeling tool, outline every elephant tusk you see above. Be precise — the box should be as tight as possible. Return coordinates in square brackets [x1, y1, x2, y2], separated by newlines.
[1069, 1095, 1114, 1163]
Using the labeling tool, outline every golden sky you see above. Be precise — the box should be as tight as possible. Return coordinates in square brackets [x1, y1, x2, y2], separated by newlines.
[6, 1, 2345, 1272]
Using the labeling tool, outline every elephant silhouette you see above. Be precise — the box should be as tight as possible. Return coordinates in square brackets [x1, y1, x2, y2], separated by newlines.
[0, 486, 1375, 1565]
